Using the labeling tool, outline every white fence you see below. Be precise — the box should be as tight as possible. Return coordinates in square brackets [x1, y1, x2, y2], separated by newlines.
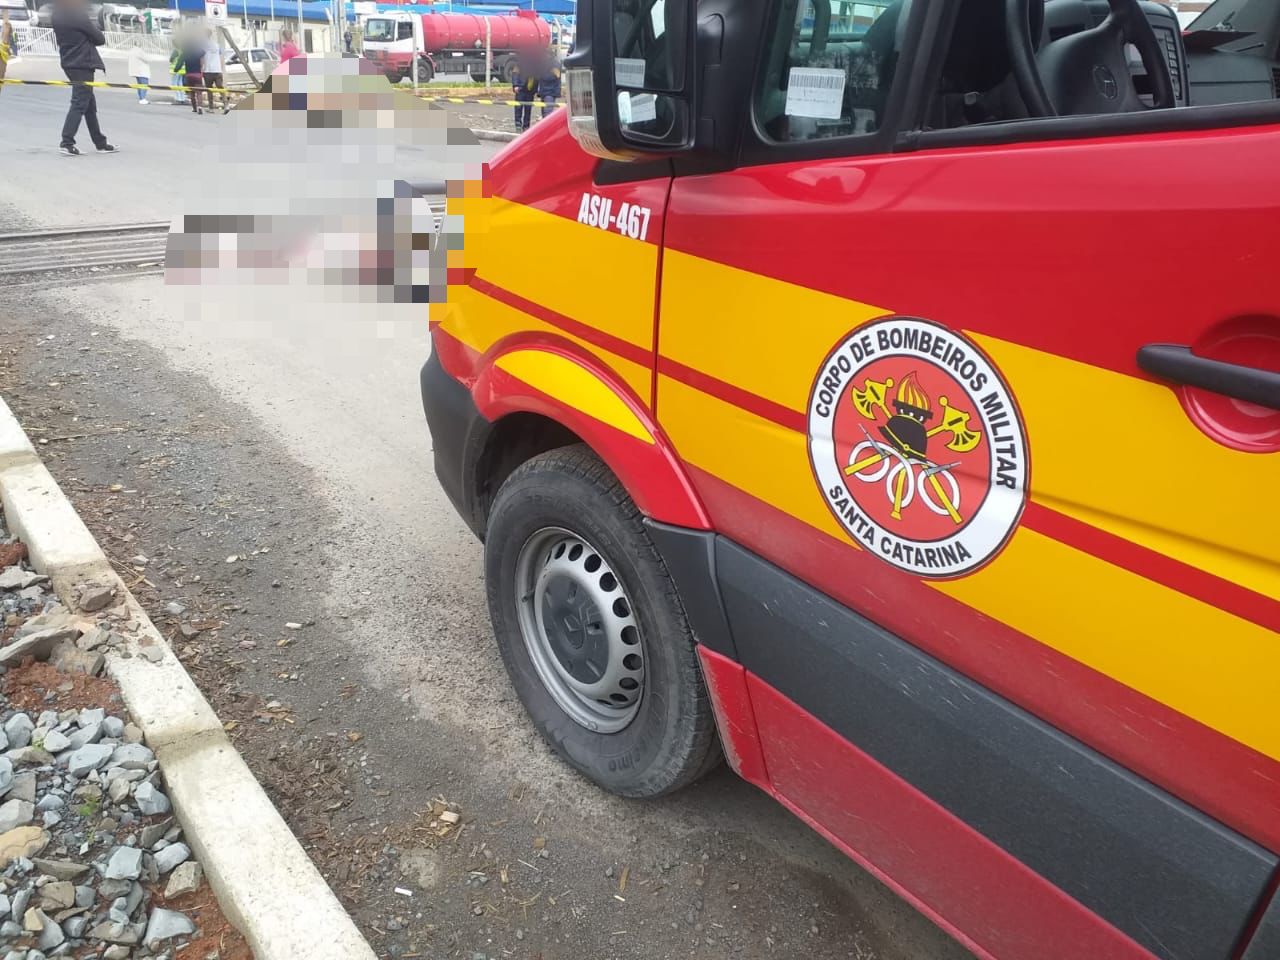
[14, 26, 58, 57]
[104, 30, 173, 54]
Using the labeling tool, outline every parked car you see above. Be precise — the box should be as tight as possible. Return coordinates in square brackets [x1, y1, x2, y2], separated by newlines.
[223, 47, 278, 88]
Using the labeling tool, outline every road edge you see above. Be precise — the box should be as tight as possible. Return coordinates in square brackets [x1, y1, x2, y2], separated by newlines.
[0, 395, 378, 960]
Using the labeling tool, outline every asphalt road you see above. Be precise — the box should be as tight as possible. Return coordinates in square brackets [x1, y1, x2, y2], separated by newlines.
[0, 73, 971, 960]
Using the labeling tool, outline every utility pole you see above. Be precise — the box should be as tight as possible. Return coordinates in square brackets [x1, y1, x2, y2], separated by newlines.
[484, 16, 491, 91]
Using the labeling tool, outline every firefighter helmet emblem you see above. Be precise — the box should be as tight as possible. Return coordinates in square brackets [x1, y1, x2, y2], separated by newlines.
[808, 317, 1029, 578]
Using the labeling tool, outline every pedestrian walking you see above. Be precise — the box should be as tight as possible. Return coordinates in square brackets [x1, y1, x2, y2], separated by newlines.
[201, 27, 225, 112]
[179, 28, 205, 114]
[279, 28, 300, 64]
[52, 0, 116, 156]
[169, 38, 186, 104]
[537, 52, 561, 121]
[343, 26, 351, 53]
[511, 58, 535, 133]
[128, 46, 150, 104]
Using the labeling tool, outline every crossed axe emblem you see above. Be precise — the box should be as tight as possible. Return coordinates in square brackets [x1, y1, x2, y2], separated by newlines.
[842, 376, 982, 525]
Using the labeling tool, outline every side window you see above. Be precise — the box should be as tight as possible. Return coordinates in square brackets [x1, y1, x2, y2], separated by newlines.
[396, 20, 414, 41]
[928, 0, 1280, 131]
[756, 0, 903, 142]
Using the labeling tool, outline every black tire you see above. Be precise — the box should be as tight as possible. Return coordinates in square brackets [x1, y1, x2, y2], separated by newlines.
[485, 445, 721, 798]
[500, 56, 518, 84]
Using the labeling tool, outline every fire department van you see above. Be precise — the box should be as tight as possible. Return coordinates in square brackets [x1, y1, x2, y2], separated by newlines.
[421, 0, 1280, 956]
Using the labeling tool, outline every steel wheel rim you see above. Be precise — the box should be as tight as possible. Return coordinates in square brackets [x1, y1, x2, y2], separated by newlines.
[515, 527, 645, 734]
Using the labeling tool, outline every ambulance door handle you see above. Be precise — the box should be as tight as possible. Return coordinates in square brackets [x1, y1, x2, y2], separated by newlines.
[1137, 344, 1280, 412]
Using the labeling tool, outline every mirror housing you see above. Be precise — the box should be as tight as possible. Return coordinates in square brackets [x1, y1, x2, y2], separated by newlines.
[563, 0, 698, 160]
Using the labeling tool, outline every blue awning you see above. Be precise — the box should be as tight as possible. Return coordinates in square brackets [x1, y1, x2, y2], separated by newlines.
[174, 0, 336, 22]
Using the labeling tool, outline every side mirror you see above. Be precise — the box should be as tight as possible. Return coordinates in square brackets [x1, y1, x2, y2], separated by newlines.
[563, 0, 696, 160]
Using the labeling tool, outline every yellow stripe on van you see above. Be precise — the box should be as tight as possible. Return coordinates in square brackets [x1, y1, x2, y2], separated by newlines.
[659, 249, 890, 412]
[973, 333, 1280, 600]
[496, 350, 653, 444]
[658, 371, 1280, 762]
[441, 284, 652, 403]
[464, 196, 659, 355]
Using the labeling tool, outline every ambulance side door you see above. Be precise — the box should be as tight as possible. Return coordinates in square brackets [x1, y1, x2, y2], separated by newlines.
[656, 0, 1280, 958]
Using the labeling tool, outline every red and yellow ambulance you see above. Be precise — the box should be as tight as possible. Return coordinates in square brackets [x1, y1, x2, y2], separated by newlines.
[422, 0, 1280, 956]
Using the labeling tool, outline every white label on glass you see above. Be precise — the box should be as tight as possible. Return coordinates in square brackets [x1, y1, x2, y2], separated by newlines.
[784, 67, 845, 120]
[615, 57, 646, 88]
[628, 92, 657, 122]
[650, 0, 666, 39]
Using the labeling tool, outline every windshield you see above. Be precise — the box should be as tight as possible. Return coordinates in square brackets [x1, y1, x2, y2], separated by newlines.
[364, 18, 395, 42]
[1187, 0, 1268, 32]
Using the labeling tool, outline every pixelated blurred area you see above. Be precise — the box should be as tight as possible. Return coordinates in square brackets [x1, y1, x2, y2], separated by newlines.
[164, 53, 484, 310]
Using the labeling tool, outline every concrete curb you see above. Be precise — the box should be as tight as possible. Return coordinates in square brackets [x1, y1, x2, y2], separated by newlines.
[0, 396, 378, 960]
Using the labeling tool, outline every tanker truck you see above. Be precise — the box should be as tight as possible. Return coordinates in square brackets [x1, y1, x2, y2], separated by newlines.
[363, 9, 551, 83]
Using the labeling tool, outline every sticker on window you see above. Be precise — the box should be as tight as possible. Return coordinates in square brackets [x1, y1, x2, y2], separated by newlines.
[619, 91, 658, 124]
[784, 67, 846, 120]
[650, 0, 666, 39]
[615, 58, 646, 88]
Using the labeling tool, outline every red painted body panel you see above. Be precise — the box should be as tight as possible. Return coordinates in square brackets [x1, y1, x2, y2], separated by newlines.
[658, 124, 1280, 852]
[747, 675, 1159, 960]
[696, 647, 770, 787]
[659, 125, 1280, 381]
[453, 103, 1280, 959]
[686, 460, 1280, 854]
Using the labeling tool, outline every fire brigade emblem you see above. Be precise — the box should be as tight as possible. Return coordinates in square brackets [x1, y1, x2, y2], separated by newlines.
[808, 317, 1029, 578]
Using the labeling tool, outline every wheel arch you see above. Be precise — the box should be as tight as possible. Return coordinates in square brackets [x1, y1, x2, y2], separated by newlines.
[436, 328, 711, 536]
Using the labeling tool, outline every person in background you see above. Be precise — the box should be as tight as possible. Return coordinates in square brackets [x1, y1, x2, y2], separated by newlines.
[168, 37, 186, 104]
[343, 26, 351, 53]
[537, 51, 561, 121]
[0, 12, 13, 95]
[201, 27, 224, 112]
[51, 0, 115, 156]
[128, 46, 150, 105]
[279, 28, 300, 63]
[511, 58, 535, 133]
[179, 27, 204, 114]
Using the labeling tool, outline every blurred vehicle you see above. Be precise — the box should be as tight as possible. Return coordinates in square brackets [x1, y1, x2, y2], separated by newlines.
[98, 2, 141, 30]
[0, 0, 38, 45]
[34, 1, 54, 27]
[223, 46, 277, 88]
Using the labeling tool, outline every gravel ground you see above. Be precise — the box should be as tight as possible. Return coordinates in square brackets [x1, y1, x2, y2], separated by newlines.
[0, 512, 250, 960]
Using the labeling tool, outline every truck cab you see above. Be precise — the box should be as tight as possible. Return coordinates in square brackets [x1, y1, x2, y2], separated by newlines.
[422, 0, 1280, 957]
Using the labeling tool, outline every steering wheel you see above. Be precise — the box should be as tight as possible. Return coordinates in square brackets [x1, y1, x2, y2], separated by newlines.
[1006, 0, 1175, 117]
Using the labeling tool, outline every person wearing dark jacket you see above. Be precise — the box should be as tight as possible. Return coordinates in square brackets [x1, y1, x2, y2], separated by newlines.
[52, 0, 114, 155]
[511, 56, 536, 133]
[537, 54, 561, 121]
[179, 31, 206, 115]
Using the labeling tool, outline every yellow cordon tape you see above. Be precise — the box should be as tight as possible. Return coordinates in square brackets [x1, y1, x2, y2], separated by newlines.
[0, 77, 243, 95]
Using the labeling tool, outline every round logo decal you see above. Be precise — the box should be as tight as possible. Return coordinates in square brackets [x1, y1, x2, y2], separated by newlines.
[808, 317, 1029, 578]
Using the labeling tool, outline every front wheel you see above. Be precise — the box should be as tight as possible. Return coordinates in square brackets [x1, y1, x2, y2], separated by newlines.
[485, 446, 721, 798]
